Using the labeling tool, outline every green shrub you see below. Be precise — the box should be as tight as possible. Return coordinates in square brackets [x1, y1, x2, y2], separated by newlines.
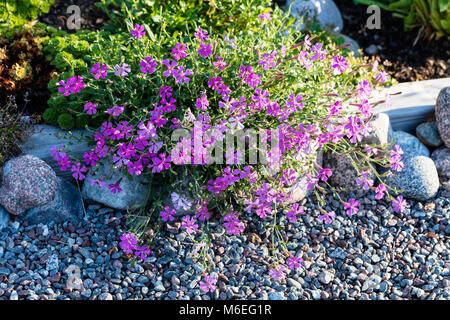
[42, 107, 58, 125]
[0, 0, 55, 31]
[57, 113, 74, 130]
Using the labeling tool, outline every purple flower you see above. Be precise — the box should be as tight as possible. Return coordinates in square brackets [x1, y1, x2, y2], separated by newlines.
[318, 168, 332, 181]
[131, 24, 145, 39]
[199, 275, 217, 293]
[194, 27, 209, 42]
[357, 80, 372, 100]
[344, 198, 360, 216]
[134, 245, 150, 260]
[161, 59, 178, 77]
[286, 203, 304, 223]
[286, 256, 303, 269]
[258, 12, 271, 20]
[108, 180, 122, 194]
[223, 211, 244, 235]
[160, 206, 175, 222]
[195, 92, 209, 111]
[107, 104, 125, 117]
[84, 102, 98, 115]
[120, 233, 138, 255]
[171, 43, 187, 60]
[198, 42, 213, 58]
[393, 195, 407, 213]
[83, 150, 98, 166]
[375, 71, 389, 83]
[375, 184, 386, 200]
[173, 66, 191, 84]
[269, 265, 286, 281]
[355, 170, 374, 190]
[181, 216, 198, 234]
[114, 63, 131, 77]
[58, 155, 71, 171]
[213, 56, 227, 70]
[318, 211, 336, 224]
[332, 55, 348, 74]
[71, 162, 87, 181]
[195, 205, 210, 221]
[137, 121, 157, 139]
[150, 153, 171, 173]
[57, 76, 84, 96]
[140, 56, 157, 74]
[91, 62, 108, 79]
[311, 43, 328, 61]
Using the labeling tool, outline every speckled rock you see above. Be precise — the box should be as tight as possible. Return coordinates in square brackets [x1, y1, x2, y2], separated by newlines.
[323, 152, 375, 196]
[389, 131, 430, 157]
[362, 112, 392, 146]
[385, 155, 439, 201]
[435, 87, 450, 148]
[0, 206, 10, 230]
[431, 147, 450, 180]
[416, 121, 443, 148]
[286, 148, 323, 204]
[82, 161, 148, 210]
[21, 177, 83, 225]
[287, 0, 343, 33]
[0, 155, 57, 215]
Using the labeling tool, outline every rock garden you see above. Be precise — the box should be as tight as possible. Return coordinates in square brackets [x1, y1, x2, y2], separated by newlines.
[0, 0, 449, 301]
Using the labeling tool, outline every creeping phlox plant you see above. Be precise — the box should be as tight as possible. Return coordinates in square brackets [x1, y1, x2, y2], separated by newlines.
[50, 13, 406, 293]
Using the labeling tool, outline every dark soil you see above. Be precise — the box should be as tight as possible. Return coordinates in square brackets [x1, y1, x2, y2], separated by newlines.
[39, 0, 109, 32]
[336, 0, 449, 82]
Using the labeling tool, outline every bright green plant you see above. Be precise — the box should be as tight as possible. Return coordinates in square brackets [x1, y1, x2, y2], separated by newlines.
[354, 0, 450, 40]
[0, 0, 55, 31]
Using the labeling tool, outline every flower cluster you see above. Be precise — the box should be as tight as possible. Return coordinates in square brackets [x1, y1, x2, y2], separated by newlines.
[52, 16, 405, 291]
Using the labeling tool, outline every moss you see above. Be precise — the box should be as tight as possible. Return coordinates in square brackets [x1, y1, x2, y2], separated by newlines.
[42, 108, 58, 125]
[57, 113, 74, 130]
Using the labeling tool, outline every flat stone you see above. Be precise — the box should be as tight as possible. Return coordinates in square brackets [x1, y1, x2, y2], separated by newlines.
[82, 160, 148, 210]
[287, 0, 343, 33]
[20, 125, 91, 180]
[431, 147, 450, 180]
[385, 155, 440, 201]
[373, 78, 448, 133]
[0, 206, 11, 230]
[0, 155, 57, 215]
[416, 121, 443, 148]
[435, 87, 450, 148]
[21, 177, 83, 225]
[390, 131, 430, 157]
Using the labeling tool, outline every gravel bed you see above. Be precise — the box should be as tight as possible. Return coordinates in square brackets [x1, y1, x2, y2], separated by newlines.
[0, 188, 449, 300]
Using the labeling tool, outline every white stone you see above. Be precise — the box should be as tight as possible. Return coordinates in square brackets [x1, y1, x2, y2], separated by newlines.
[286, 0, 343, 33]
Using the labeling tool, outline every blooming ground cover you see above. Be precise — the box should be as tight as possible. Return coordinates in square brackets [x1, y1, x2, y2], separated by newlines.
[48, 8, 408, 294]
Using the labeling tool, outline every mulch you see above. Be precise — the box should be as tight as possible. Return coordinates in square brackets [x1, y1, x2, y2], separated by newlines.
[336, 0, 449, 82]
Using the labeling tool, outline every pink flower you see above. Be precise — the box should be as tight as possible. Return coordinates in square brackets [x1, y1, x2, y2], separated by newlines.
[223, 211, 244, 235]
[108, 180, 122, 194]
[83, 150, 98, 166]
[131, 24, 145, 39]
[332, 55, 348, 74]
[140, 56, 157, 74]
[194, 27, 209, 42]
[269, 265, 286, 281]
[71, 162, 87, 181]
[160, 206, 175, 222]
[311, 43, 328, 61]
[181, 216, 198, 234]
[318, 211, 336, 224]
[258, 12, 271, 20]
[107, 104, 125, 117]
[286, 256, 303, 269]
[91, 62, 107, 79]
[198, 42, 213, 58]
[84, 102, 98, 115]
[318, 168, 332, 181]
[171, 43, 187, 60]
[344, 198, 360, 216]
[199, 275, 217, 293]
[286, 203, 304, 223]
[392, 195, 407, 213]
[375, 71, 389, 83]
[375, 184, 387, 200]
[213, 56, 227, 70]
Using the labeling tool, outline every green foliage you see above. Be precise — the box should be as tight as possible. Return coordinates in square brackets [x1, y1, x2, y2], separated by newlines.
[354, 0, 450, 40]
[57, 113, 74, 130]
[42, 107, 58, 125]
[0, 0, 55, 31]
[96, 0, 276, 35]
[0, 101, 26, 168]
